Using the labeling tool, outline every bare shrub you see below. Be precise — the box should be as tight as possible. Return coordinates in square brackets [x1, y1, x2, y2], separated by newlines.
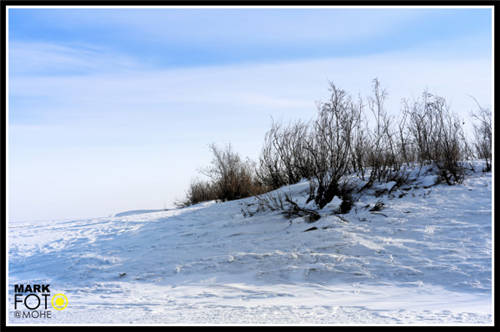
[177, 179, 218, 207]
[181, 144, 269, 206]
[305, 82, 361, 208]
[257, 119, 313, 189]
[399, 100, 417, 165]
[471, 101, 492, 171]
[203, 143, 268, 201]
[257, 123, 287, 189]
[405, 91, 467, 184]
[364, 79, 400, 184]
[243, 191, 320, 222]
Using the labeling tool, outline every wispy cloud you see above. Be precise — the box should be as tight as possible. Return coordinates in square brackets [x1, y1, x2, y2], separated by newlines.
[9, 41, 148, 76]
[10, 8, 491, 67]
[10, 39, 491, 126]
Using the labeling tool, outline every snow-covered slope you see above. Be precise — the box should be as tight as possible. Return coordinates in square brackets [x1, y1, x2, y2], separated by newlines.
[8, 163, 493, 325]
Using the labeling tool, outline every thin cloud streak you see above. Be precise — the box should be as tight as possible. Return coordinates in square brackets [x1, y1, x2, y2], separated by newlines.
[10, 8, 491, 67]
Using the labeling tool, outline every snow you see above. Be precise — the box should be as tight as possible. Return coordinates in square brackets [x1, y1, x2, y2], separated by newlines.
[7, 163, 493, 325]
[113, 209, 169, 217]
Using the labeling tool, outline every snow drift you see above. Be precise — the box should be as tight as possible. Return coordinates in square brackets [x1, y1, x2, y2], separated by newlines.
[8, 162, 492, 325]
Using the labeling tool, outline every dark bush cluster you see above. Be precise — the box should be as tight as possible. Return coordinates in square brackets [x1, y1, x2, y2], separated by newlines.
[403, 92, 469, 184]
[180, 179, 218, 207]
[256, 119, 313, 189]
[178, 143, 269, 207]
[471, 100, 492, 172]
[254, 79, 490, 211]
[304, 83, 362, 209]
[180, 79, 492, 211]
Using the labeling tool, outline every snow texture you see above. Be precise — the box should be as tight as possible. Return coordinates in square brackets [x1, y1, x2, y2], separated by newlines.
[8, 162, 492, 325]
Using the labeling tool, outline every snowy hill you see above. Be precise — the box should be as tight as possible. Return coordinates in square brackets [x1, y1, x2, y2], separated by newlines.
[8, 163, 492, 325]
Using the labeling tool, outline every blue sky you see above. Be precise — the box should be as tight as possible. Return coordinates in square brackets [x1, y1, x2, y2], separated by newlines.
[8, 7, 493, 222]
[9, 8, 491, 73]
